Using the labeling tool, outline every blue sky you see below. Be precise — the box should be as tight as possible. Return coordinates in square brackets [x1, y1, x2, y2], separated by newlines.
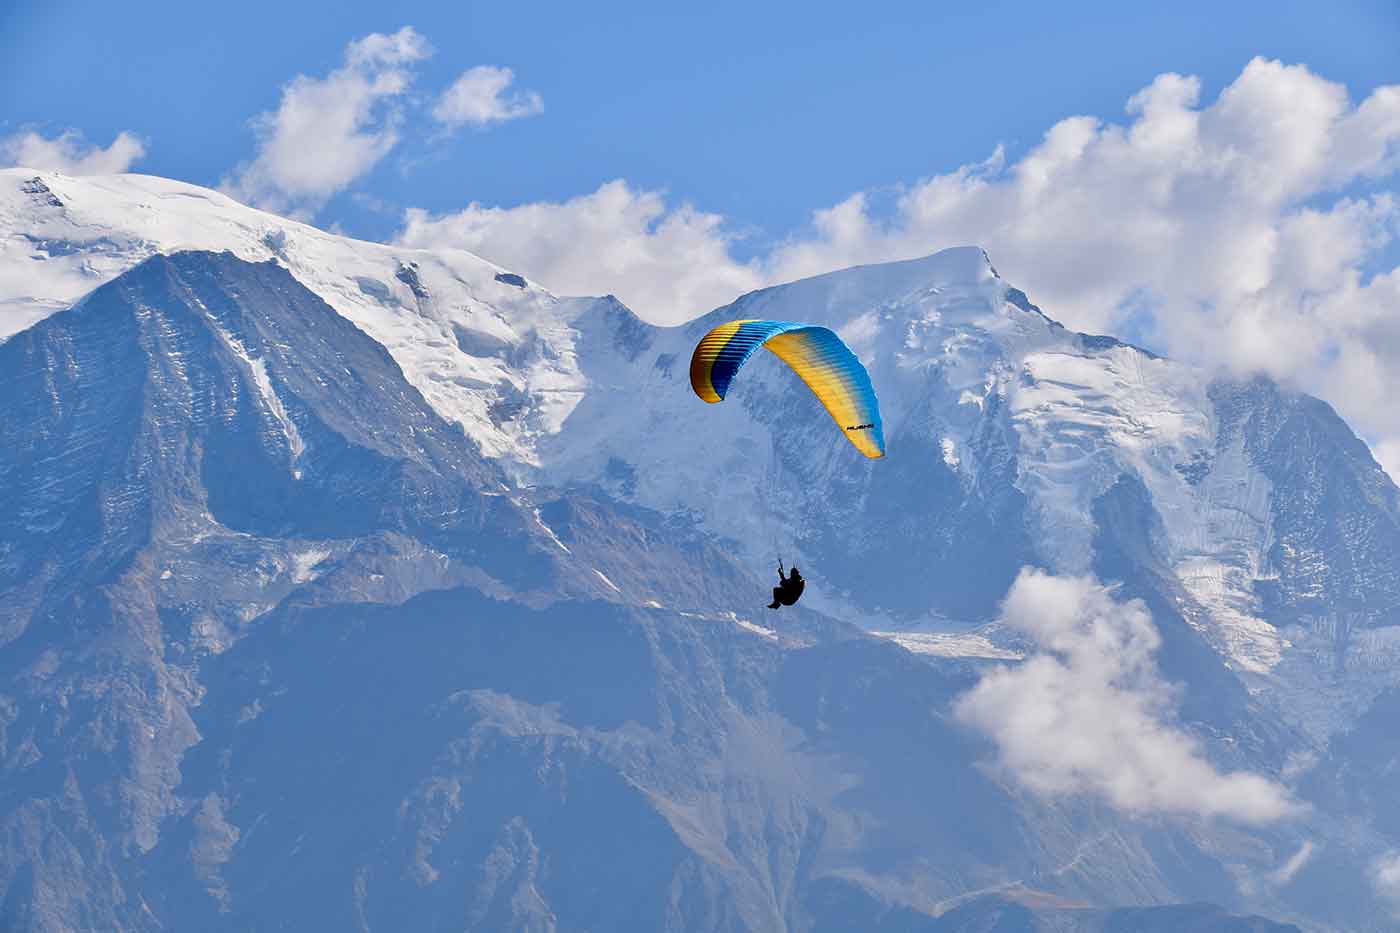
[2, 0, 1396, 248]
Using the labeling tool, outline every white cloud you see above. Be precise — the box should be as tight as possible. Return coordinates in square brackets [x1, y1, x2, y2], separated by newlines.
[954, 569, 1297, 825]
[398, 179, 766, 319]
[1373, 851, 1400, 914]
[433, 65, 542, 129]
[760, 60, 1400, 342]
[0, 129, 145, 174]
[395, 59, 1400, 475]
[222, 26, 431, 214]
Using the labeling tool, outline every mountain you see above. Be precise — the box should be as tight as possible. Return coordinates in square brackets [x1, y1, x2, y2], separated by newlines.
[2, 169, 1399, 930]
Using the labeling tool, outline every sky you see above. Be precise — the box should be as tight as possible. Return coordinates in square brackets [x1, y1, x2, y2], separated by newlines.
[3, 0, 1400, 468]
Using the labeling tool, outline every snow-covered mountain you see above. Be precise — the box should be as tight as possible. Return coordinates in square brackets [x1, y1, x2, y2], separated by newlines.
[538, 245, 1400, 741]
[0, 168, 600, 466]
[2, 169, 1399, 931]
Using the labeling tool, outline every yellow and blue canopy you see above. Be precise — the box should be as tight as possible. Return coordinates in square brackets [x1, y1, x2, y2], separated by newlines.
[689, 319, 886, 459]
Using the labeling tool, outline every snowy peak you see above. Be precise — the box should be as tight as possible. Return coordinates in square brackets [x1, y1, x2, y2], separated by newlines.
[0, 248, 756, 622]
[693, 244, 1004, 341]
[1, 251, 494, 565]
[0, 168, 593, 464]
[0, 170, 1034, 478]
[538, 240, 1145, 565]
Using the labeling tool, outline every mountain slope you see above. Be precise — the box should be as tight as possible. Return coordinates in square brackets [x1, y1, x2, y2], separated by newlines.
[0, 249, 540, 930]
[0, 251, 764, 929]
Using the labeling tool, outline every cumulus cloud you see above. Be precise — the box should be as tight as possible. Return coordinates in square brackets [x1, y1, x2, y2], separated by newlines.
[396, 58, 1400, 476]
[432, 65, 542, 129]
[1, 129, 145, 174]
[954, 569, 1297, 825]
[762, 61, 1400, 340]
[222, 27, 431, 214]
[399, 179, 766, 318]
[397, 178, 763, 323]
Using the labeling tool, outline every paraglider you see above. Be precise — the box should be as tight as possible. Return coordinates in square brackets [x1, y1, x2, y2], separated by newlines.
[688, 319, 886, 459]
[767, 560, 805, 609]
[689, 318, 886, 609]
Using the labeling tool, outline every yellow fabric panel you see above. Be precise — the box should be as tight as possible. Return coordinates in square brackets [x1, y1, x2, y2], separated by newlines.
[688, 319, 752, 402]
[763, 331, 884, 459]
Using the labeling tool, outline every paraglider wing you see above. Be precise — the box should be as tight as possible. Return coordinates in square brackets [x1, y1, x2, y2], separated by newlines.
[689, 319, 886, 459]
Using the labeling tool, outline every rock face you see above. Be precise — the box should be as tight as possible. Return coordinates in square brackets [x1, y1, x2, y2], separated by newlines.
[3, 172, 1400, 930]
